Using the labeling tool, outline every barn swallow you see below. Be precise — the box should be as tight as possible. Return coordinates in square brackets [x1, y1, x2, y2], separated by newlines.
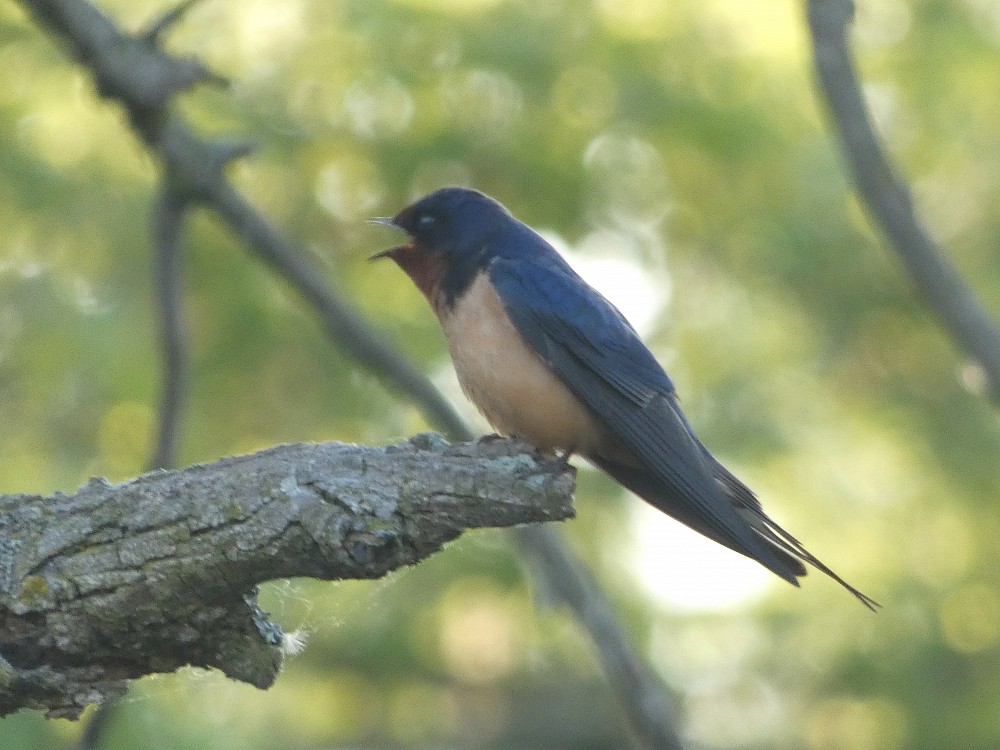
[372, 187, 878, 610]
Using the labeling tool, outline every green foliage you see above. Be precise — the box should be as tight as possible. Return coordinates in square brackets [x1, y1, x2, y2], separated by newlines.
[3, 0, 1000, 747]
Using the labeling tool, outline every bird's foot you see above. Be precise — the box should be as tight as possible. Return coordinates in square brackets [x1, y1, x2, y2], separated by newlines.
[477, 432, 507, 444]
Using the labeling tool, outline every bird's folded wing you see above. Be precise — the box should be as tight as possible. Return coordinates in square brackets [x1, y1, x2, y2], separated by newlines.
[488, 257, 787, 567]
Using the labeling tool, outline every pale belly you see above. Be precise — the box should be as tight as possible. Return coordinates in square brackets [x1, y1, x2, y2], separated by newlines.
[439, 273, 610, 455]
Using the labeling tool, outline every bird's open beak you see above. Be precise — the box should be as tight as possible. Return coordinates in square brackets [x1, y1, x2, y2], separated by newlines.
[368, 216, 406, 261]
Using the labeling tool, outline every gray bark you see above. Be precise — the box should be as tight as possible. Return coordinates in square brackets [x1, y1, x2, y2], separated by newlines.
[0, 435, 574, 719]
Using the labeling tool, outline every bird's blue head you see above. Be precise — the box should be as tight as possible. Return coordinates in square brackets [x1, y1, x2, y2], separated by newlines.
[371, 187, 514, 310]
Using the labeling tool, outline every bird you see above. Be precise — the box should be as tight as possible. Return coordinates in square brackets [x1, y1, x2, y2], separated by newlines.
[371, 186, 878, 610]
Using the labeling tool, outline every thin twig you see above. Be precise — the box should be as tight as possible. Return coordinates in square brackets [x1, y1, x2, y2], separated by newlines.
[72, 701, 116, 750]
[149, 186, 189, 472]
[807, 0, 1000, 403]
[143, 0, 201, 44]
[515, 526, 684, 750]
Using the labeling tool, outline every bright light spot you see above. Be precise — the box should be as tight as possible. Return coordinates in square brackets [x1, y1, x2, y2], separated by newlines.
[959, 361, 988, 396]
[438, 69, 523, 135]
[964, 0, 1000, 44]
[71, 276, 107, 315]
[853, 0, 912, 49]
[862, 82, 916, 150]
[701, 0, 802, 58]
[236, 1, 306, 64]
[596, 0, 683, 40]
[683, 676, 788, 748]
[344, 74, 414, 139]
[437, 579, 520, 683]
[939, 582, 1000, 654]
[807, 696, 909, 750]
[629, 502, 772, 612]
[393, 0, 505, 14]
[315, 156, 385, 222]
[17, 94, 98, 170]
[583, 133, 672, 227]
[914, 168, 985, 244]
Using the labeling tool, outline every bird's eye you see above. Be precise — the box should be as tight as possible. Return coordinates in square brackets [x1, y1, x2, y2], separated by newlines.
[418, 213, 436, 229]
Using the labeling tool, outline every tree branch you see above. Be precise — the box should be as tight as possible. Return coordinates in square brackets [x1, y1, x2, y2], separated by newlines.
[0, 435, 574, 720]
[807, 0, 1000, 403]
[149, 186, 190, 472]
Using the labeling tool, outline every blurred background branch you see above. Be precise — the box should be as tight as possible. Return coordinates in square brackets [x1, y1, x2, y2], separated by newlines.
[148, 185, 189, 472]
[808, 0, 1000, 404]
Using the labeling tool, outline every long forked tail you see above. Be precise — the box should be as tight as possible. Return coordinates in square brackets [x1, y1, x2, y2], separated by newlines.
[589, 455, 809, 587]
[712, 461, 881, 612]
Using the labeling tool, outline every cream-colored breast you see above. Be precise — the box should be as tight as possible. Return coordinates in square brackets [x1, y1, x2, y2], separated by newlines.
[439, 272, 609, 455]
